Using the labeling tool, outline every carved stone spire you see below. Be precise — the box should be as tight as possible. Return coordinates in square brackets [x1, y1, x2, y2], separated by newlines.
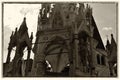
[106, 36, 110, 49]
[111, 34, 117, 48]
[18, 17, 28, 36]
[106, 36, 111, 56]
[30, 32, 33, 41]
[6, 31, 14, 63]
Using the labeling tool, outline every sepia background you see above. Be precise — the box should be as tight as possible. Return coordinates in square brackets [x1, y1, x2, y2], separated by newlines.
[3, 2, 117, 63]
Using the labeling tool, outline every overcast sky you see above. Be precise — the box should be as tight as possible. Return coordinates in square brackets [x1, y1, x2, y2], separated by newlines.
[3, 3, 117, 62]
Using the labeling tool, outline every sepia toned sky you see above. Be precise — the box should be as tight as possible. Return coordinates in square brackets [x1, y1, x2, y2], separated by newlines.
[3, 3, 117, 62]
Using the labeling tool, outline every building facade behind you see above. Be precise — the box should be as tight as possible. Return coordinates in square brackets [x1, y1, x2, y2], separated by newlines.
[3, 3, 117, 77]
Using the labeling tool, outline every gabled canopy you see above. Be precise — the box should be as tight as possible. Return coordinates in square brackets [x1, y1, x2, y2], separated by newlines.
[92, 16, 105, 50]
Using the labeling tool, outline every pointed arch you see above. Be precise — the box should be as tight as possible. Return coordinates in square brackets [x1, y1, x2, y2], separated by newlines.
[43, 35, 70, 72]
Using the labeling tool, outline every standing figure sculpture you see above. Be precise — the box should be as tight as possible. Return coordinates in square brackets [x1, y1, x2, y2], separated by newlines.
[78, 33, 89, 73]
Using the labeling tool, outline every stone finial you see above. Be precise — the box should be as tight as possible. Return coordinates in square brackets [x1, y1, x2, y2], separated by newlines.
[106, 36, 110, 45]
[15, 27, 17, 31]
[24, 17, 26, 21]
[10, 31, 14, 39]
[14, 27, 18, 35]
[86, 4, 89, 8]
[111, 34, 113, 38]
[30, 32, 33, 41]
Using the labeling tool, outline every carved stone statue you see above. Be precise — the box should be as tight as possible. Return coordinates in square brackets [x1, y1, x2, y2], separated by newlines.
[79, 38, 89, 72]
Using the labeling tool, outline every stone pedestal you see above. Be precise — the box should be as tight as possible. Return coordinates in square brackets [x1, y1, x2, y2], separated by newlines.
[35, 54, 46, 76]
[36, 62, 45, 76]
